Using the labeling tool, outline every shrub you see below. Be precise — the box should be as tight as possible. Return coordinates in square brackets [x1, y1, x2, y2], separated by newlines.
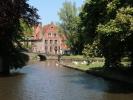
[82, 40, 102, 64]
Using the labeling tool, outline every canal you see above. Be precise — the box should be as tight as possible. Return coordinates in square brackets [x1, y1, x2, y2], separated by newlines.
[0, 61, 133, 100]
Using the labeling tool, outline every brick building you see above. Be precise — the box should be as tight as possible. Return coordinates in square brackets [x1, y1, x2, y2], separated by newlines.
[32, 24, 43, 52]
[32, 23, 67, 55]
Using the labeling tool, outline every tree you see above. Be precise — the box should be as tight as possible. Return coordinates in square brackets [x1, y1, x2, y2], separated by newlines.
[78, 0, 108, 65]
[97, 4, 133, 68]
[79, 0, 107, 44]
[82, 39, 102, 63]
[20, 19, 33, 49]
[0, 0, 39, 74]
[58, 1, 80, 53]
[79, 0, 133, 67]
[20, 19, 33, 37]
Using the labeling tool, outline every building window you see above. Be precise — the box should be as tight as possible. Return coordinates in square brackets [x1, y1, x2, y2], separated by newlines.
[50, 40, 53, 44]
[48, 33, 51, 37]
[45, 40, 48, 44]
[55, 40, 57, 44]
[54, 46, 58, 54]
[54, 33, 56, 37]
[50, 46, 52, 52]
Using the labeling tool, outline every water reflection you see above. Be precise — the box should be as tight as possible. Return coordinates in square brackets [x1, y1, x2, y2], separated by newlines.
[0, 61, 133, 100]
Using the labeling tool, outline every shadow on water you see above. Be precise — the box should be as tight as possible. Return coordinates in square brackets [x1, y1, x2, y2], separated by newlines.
[0, 50, 29, 76]
[10, 51, 29, 69]
[87, 66, 133, 74]
[38, 54, 47, 61]
[62, 71, 133, 94]
[0, 72, 26, 78]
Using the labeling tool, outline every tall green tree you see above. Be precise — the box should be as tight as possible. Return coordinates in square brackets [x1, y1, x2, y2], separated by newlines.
[79, 0, 108, 62]
[97, 6, 133, 67]
[20, 19, 33, 49]
[0, 0, 39, 74]
[79, 0, 133, 67]
[79, 0, 107, 44]
[58, 1, 80, 53]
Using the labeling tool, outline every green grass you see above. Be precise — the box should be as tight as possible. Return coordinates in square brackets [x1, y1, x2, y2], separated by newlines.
[68, 61, 131, 71]
[69, 61, 104, 71]
[62, 56, 131, 71]
[88, 62, 104, 68]
[62, 55, 84, 59]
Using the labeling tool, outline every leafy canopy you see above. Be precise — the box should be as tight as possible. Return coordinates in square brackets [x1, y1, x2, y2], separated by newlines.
[58, 1, 80, 50]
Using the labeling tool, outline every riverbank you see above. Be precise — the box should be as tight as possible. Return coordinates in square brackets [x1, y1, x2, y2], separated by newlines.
[60, 62, 133, 84]
[26, 53, 133, 84]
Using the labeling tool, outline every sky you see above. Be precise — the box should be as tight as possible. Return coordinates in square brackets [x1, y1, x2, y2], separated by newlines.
[28, 0, 84, 25]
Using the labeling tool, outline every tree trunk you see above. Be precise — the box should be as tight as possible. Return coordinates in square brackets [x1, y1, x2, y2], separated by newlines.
[104, 58, 110, 68]
[0, 57, 2, 73]
[0, 57, 10, 75]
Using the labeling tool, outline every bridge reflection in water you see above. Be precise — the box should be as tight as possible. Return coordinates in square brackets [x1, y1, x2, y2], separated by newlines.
[0, 61, 133, 100]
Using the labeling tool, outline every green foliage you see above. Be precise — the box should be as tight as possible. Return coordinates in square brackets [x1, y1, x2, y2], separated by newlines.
[20, 19, 33, 37]
[58, 1, 81, 52]
[97, 5, 133, 67]
[20, 19, 33, 50]
[97, 20, 122, 35]
[0, 0, 39, 73]
[79, 0, 107, 43]
[79, 0, 133, 68]
[97, 6, 133, 41]
[82, 40, 102, 63]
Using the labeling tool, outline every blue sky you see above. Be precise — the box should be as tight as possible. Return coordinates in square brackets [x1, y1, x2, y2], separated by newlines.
[28, 0, 84, 25]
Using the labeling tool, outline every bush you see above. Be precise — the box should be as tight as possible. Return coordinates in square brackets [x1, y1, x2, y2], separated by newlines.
[82, 40, 102, 63]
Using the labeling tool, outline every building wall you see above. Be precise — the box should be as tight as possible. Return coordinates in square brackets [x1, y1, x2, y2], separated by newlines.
[32, 24, 44, 53]
[32, 23, 67, 55]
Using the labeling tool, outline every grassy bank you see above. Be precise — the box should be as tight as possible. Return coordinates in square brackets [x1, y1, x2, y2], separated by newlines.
[68, 61, 104, 71]
[61, 59, 133, 84]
